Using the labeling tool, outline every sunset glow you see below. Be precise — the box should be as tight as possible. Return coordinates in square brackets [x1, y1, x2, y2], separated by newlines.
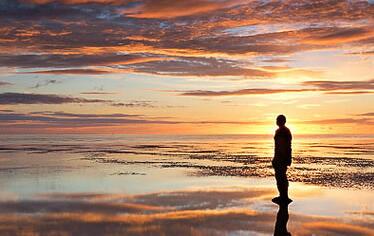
[0, 0, 373, 135]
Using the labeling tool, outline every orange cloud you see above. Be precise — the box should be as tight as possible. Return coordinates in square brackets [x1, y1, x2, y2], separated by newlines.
[303, 222, 374, 236]
[303, 27, 374, 45]
[122, 0, 245, 19]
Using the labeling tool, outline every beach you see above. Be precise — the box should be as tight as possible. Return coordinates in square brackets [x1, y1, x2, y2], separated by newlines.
[0, 134, 373, 235]
[1, 0, 374, 235]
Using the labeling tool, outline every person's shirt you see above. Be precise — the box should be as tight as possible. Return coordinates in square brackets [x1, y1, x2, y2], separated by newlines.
[273, 126, 292, 166]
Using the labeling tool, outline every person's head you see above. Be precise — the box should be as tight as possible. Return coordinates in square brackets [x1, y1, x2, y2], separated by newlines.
[276, 114, 286, 127]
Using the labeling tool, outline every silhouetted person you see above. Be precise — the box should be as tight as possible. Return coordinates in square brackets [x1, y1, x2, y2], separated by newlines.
[272, 114, 292, 204]
[273, 202, 292, 236]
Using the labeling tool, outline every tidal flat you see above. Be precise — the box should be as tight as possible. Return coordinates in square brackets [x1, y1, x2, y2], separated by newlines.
[0, 134, 373, 235]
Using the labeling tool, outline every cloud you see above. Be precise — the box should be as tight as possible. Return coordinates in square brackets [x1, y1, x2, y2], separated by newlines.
[0, 111, 178, 130]
[0, 0, 372, 79]
[121, 57, 274, 78]
[0, 110, 265, 132]
[304, 27, 374, 45]
[260, 58, 291, 63]
[348, 50, 374, 55]
[80, 91, 116, 95]
[25, 69, 115, 75]
[299, 118, 374, 125]
[356, 112, 374, 117]
[189, 120, 263, 125]
[1, 109, 370, 132]
[122, 0, 244, 19]
[303, 222, 374, 236]
[0, 1, 373, 136]
[0, 54, 164, 69]
[20, 0, 130, 4]
[173, 79, 374, 97]
[1, 52, 275, 78]
[30, 79, 61, 89]
[324, 91, 374, 95]
[0, 93, 108, 104]
[0, 91, 159, 109]
[302, 79, 374, 90]
[177, 88, 313, 97]
[111, 101, 155, 108]
[80, 85, 117, 95]
[0, 81, 12, 86]
[29, 111, 142, 118]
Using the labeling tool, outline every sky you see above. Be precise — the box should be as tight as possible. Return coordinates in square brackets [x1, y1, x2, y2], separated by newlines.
[0, 0, 373, 134]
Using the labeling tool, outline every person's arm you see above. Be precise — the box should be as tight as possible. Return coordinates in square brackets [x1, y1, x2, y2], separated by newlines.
[287, 131, 292, 166]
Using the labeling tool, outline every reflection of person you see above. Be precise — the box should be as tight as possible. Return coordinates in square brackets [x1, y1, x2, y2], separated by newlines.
[274, 203, 292, 236]
[272, 114, 292, 204]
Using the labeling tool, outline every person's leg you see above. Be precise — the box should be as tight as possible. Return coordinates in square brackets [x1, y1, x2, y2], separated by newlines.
[273, 165, 292, 203]
[274, 166, 283, 197]
[279, 166, 289, 199]
[275, 165, 289, 199]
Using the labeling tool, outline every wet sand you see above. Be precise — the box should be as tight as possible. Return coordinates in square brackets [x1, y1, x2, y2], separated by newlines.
[0, 134, 373, 235]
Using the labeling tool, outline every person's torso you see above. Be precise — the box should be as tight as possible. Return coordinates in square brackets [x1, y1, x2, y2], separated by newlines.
[274, 127, 292, 160]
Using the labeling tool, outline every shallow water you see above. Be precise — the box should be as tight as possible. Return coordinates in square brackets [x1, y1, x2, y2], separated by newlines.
[0, 134, 373, 235]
